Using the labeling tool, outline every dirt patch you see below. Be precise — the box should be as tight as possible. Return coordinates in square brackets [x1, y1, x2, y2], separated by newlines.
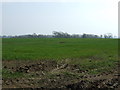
[2, 60, 120, 89]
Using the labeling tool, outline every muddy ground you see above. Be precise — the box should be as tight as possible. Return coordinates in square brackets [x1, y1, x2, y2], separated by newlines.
[2, 60, 120, 89]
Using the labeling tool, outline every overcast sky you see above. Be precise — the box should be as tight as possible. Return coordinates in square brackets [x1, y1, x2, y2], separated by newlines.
[1, 0, 119, 36]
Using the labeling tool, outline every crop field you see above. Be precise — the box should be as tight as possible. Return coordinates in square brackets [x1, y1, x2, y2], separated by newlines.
[2, 38, 119, 89]
[2, 38, 118, 60]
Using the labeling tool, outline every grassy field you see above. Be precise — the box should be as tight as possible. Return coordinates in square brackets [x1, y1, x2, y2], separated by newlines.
[2, 38, 118, 60]
[2, 38, 119, 88]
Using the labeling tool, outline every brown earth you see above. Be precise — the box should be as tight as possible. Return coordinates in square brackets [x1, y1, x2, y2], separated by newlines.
[2, 60, 120, 89]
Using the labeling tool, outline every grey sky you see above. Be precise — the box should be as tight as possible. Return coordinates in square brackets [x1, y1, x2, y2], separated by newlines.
[1, 0, 118, 36]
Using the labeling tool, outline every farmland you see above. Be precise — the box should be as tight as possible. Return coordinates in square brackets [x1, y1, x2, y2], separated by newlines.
[2, 38, 119, 89]
[2, 38, 118, 60]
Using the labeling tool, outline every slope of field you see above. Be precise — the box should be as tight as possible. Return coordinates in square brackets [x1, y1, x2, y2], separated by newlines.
[2, 38, 119, 89]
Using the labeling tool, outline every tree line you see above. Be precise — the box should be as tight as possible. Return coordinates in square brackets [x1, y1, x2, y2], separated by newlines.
[1, 31, 114, 38]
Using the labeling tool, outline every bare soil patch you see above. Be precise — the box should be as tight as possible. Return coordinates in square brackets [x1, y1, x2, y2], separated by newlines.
[2, 60, 120, 89]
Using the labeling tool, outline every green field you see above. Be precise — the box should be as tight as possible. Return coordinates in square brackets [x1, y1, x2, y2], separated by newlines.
[2, 38, 119, 88]
[2, 38, 118, 61]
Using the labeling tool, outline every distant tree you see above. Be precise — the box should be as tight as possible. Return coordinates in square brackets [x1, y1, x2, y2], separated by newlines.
[82, 34, 87, 38]
[94, 35, 99, 38]
[32, 33, 37, 38]
[104, 34, 107, 38]
[104, 33, 113, 38]
[52, 31, 70, 38]
[107, 33, 113, 38]
[71, 34, 80, 38]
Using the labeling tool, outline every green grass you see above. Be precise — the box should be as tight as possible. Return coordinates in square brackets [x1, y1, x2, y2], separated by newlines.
[2, 38, 118, 61]
[2, 69, 24, 78]
[2, 38, 119, 78]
